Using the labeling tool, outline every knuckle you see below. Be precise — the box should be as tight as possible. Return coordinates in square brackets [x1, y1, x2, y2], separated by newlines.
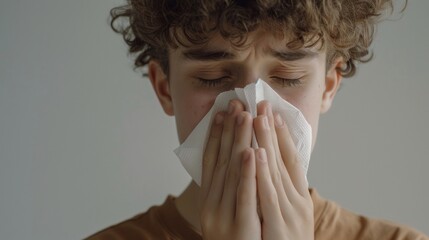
[272, 170, 282, 186]
[209, 122, 223, 137]
[215, 155, 228, 168]
[200, 208, 219, 229]
[237, 187, 252, 206]
[223, 120, 234, 133]
[209, 130, 221, 140]
[295, 198, 314, 218]
[225, 168, 239, 185]
[206, 134, 221, 148]
[262, 190, 278, 205]
[202, 154, 216, 169]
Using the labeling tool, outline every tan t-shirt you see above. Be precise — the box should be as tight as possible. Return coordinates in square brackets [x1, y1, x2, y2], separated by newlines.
[85, 189, 428, 240]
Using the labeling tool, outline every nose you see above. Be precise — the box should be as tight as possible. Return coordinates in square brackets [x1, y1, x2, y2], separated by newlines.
[229, 53, 264, 88]
[233, 72, 261, 89]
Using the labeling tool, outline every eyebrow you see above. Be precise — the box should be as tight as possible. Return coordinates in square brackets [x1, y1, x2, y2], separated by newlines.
[182, 49, 235, 61]
[271, 49, 319, 61]
[182, 48, 319, 62]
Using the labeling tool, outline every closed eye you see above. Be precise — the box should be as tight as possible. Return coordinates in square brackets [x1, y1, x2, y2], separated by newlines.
[271, 76, 303, 87]
[197, 76, 230, 87]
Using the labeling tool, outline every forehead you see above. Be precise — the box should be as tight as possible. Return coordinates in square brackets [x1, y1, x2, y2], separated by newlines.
[170, 28, 325, 62]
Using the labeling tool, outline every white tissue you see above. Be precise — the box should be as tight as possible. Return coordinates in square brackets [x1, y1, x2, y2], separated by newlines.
[174, 79, 312, 186]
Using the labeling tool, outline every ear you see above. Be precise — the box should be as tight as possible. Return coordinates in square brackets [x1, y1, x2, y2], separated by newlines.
[320, 57, 344, 114]
[148, 60, 174, 116]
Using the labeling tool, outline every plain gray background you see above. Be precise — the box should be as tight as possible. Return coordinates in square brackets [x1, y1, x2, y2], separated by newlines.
[1, 0, 428, 239]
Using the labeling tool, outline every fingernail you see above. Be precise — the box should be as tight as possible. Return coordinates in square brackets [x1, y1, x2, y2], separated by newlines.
[215, 113, 224, 125]
[265, 103, 272, 115]
[262, 116, 269, 129]
[257, 148, 267, 162]
[242, 149, 251, 161]
[236, 112, 244, 125]
[228, 101, 235, 114]
[274, 113, 284, 127]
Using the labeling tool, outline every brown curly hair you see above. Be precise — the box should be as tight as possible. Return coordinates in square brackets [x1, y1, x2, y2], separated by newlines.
[110, 0, 406, 77]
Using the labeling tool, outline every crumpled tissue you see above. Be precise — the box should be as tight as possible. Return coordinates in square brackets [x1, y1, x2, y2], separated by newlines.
[174, 79, 312, 186]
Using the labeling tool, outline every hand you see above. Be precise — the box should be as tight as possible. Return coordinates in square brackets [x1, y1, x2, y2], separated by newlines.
[253, 101, 314, 240]
[200, 100, 261, 240]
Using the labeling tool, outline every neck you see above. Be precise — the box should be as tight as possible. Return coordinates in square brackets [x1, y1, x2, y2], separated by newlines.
[174, 181, 202, 233]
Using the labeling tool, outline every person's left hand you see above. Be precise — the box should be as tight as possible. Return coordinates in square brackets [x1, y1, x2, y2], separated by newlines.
[252, 100, 314, 240]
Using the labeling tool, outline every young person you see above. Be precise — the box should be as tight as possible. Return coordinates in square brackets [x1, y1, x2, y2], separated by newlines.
[87, 0, 428, 239]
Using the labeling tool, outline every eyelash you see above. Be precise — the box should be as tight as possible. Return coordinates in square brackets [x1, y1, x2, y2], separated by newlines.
[197, 76, 303, 88]
[272, 77, 303, 87]
[197, 77, 229, 87]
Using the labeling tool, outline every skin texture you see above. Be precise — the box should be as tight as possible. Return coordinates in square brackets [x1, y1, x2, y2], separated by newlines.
[148, 28, 343, 239]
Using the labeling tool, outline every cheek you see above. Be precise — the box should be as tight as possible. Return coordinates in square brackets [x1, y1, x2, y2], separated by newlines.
[279, 89, 322, 123]
[174, 91, 217, 143]
[279, 83, 324, 149]
[288, 95, 320, 129]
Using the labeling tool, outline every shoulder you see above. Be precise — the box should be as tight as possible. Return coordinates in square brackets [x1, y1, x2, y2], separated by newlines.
[84, 196, 175, 240]
[311, 189, 429, 240]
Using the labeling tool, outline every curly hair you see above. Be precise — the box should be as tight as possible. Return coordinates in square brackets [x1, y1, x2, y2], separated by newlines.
[110, 0, 406, 77]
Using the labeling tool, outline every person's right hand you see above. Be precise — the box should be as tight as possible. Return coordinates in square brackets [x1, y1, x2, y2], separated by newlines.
[200, 100, 261, 240]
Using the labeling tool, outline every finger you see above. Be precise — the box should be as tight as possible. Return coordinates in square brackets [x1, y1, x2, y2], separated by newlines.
[254, 114, 291, 220]
[255, 102, 284, 185]
[258, 102, 286, 179]
[255, 148, 283, 224]
[257, 101, 282, 165]
[201, 112, 225, 201]
[236, 148, 258, 224]
[274, 112, 310, 199]
[253, 115, 285, 196]
[222, 111, 253, 214]
[209, 100, 242, 207]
